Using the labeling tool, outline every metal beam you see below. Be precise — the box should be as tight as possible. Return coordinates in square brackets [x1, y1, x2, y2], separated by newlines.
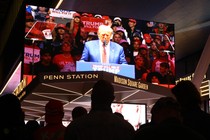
[192, 34, 210, 89]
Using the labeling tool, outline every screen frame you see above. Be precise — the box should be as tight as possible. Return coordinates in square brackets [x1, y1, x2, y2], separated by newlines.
[23, 5, 175, 89]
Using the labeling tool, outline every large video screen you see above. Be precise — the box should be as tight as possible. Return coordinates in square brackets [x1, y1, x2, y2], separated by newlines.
[111, 102, 147, 130]
[24, 5, 175, 86]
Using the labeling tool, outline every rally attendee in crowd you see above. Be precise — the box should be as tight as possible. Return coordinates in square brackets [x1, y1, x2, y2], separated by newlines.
[126, 18, 141, 43]
[53, 41, 76, 72]
[69, 12, 84, 39]
[71, 106, 88, 121]
[0, 94, 25, 140]
[34, 6, 49, 21]
[151, 46, 175, 75]
[112, 32, 122, 44]
[134, 55, 148, 80]
[34, 99, 66, 140]
[32, 49, 59, 74]
[64, 79, 135, 140]
[171, 80, 210, 140]
[52, 23, 69, 55]
[134, 97, 206, 140]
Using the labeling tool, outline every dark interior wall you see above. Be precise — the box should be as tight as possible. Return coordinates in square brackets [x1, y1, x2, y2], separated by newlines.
[0, 0, 24, 87]
[0, 0, 59, 88]
[175, 51, 202, 79]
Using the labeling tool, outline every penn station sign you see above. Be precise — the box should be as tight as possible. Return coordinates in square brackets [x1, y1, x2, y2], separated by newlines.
[40, 72, 149, 91]
[41, 72, 101, 82]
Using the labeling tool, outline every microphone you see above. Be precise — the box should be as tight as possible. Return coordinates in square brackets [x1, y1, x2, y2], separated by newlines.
[103, 40, 107, 46]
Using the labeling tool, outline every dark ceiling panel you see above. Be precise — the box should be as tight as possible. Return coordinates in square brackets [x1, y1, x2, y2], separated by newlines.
[60, 0, 175, 21]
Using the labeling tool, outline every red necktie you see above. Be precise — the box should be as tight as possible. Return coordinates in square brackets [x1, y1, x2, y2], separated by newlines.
[102, 45, 106, 63]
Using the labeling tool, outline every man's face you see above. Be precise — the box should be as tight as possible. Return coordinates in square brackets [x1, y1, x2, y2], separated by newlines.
[98, 30, 112, 44]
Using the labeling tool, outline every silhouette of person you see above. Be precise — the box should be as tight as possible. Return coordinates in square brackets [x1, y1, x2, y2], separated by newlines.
[71, 106, 88, 121]
[34, 99, 66, 140]
[25, 120, 41, 140]
[171, 80, 210, 139]
[114, 112, 124, 119]
[0, 94, 25, 140]
[64, 79, 135, 140]
[134, 96, 206, 140]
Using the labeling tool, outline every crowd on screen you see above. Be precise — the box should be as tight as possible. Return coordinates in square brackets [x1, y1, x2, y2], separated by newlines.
[24, 5, 175, 85]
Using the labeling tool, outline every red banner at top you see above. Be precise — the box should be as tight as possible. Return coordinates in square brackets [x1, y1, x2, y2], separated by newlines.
[81, 17, 106, 32]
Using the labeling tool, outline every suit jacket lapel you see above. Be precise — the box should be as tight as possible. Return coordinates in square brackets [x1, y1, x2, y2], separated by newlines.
[95, 40, 101, 62]
[109, 42, 115, 63]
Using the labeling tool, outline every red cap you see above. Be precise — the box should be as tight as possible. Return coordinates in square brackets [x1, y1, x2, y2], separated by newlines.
[82, 13, 89, 16]
[102, 15, 110, 20]
[155, 35, 161, 40]
[73, 12, 81, 18]
[56, 24, 66, 30]
[81, 13, 93, 17]
[129, 18, 136, 23]
[139, 44, 148, 50]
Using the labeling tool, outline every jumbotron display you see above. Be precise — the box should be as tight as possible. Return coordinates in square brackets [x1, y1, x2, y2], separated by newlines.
[24, 5, 175, 86]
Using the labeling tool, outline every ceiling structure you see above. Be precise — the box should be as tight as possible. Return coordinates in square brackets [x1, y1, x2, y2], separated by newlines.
[0, 0, 210, 122]
[18, 71, 172, 121]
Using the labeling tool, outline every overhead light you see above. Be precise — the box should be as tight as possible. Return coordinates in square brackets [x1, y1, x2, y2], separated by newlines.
[55, 0, 63, 9]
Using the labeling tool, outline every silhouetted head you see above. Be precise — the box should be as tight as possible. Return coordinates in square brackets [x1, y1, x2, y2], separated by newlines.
[72, 106, 88, 120]
[171, 80, 201, 109]
[0, 94, 26, 140]
[45, 99, 64, 124]
[91, 80, 115, 110]
[0, 94, 24, 127]
[25, 120, 41, 132]
[151, 97, 181, 124]
[114, 112, 124, 119]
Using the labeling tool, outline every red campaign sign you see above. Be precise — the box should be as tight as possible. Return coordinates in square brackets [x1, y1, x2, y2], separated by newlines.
[24, 45, 40, 64]
[25, 21, 57, 41]
[81, 17, 105, 32]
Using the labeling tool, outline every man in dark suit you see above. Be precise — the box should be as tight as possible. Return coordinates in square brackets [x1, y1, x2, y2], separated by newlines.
[79, 24, 127, 64]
